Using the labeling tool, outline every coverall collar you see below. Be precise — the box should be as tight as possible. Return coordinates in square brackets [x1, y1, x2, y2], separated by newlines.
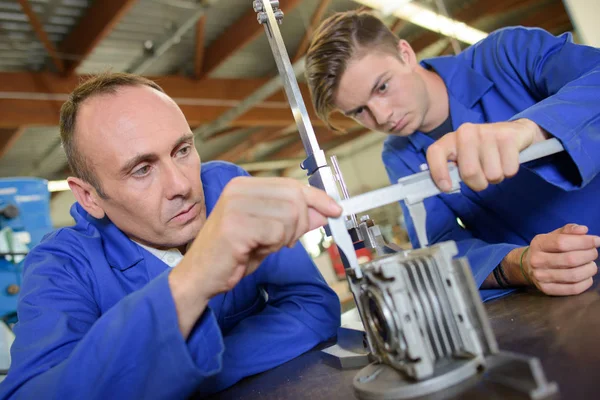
[407, 55, 494, 151]
[70, 202, 147, 271]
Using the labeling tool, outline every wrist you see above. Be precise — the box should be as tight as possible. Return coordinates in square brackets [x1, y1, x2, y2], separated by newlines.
[516, 118, 549, 144]
[500, 247, 532, 286]
[169, 259, 212, 338]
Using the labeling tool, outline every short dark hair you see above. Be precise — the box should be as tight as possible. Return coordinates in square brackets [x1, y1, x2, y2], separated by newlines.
[59, 72, 165, 198]
[305, 10, 399, 130]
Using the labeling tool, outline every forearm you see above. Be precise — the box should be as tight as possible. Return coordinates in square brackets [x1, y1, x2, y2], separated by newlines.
[4, 271, 223, 400]
[169, 261, 210, 339]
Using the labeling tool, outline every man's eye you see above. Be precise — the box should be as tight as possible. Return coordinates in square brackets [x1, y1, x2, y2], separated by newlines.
[378, 82, 388, 93]
[133, 165, 151, 176]
[178, 146, 191, 156]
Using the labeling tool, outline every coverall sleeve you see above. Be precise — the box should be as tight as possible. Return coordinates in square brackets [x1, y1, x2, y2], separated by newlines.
[384, 153, 516, 302]
[490, 27, 600, 189]
[196, 242, 340, 394]
[0, 236, 224, 400]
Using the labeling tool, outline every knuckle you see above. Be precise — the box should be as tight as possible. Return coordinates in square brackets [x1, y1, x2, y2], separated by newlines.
[460, 165, 479, 180]
[458, 122, 475, 133]
[485, 169, 503, 183]
[531, 268, 545, 282]
[495, 130, 512, 144]
[566, 269, 580, 282]
[504, 164, 519, 178]
[426, 143, 439, 157]
[554, 237, 569, 252]
[474, 181, 489, 191]
[571, 283, 587, 295]
[528, 253, 543, 269]
[564, 253, 578, 266]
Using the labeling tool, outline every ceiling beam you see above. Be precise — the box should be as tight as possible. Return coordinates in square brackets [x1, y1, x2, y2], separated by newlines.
[267, 128, 368, 160]
[17, 0, 64, 73]
[194, 16, 207, 78]
[0, 72, 354, 129]
[200, 0, 302, 78]
[127, 1, 218, 75]
[292, 0, 332, 63]
[217, 127, 282, 162]
[0, 127, 26, 159]
[517, 1, 570, 32]
[59, 0, 138, 75]
[0, 99, 351, 129]
[391, 18, 407, 34]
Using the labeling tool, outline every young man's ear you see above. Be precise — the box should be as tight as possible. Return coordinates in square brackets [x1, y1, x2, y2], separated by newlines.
[67, 177, 106, 219]
[397, 39, 417, 67]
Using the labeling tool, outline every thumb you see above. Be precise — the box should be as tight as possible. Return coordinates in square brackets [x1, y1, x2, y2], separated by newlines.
[560, 223, 588, 235]
[302, 185, 342, 219]
[307, 208, 328, 232]
[426, 133, 457, 192]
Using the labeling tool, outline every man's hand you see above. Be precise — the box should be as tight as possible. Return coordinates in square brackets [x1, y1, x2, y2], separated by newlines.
[169, 177, 342, 337]
[524, 224, 600, 295]
[426, 119, 548, 192]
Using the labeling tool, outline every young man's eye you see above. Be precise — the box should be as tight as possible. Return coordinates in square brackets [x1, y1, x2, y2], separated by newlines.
[354, 106, 365, 116]
[378, 82, 388, 93]
[133, 165, 151, 177]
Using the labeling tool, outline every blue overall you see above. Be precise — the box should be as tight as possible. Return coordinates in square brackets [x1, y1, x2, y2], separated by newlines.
[0, 161, 341, 399]
[382, 27, 600, 302]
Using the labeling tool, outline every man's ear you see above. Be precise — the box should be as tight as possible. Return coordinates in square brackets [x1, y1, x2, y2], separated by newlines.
[397, 39, 417, 67]
[67, 177, 106, 219]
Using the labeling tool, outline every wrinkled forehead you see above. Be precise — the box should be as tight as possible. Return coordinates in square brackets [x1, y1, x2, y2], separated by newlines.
[75, 86, 191, 170]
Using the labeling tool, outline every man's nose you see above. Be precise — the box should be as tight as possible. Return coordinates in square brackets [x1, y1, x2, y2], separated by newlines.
[163, 162, 191, 200]
[369, 99, 393, 126]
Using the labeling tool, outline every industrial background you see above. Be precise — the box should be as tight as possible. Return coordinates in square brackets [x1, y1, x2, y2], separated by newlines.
[0, 0, 592, 229]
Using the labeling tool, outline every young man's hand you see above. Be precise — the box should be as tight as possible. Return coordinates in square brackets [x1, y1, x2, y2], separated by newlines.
[168, 177, 342, 337]
[426, 119, 548, 192]
[523, 223, 599, 296]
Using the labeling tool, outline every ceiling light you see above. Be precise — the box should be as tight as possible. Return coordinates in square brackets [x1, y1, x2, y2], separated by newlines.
[354, 0, 488, 45]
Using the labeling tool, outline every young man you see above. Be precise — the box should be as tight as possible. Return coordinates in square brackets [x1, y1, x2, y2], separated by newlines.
[305, 11, 600, 301]
[0, 73, 342, 399]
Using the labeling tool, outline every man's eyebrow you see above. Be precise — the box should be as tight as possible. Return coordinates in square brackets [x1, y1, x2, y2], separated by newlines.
[119, 134, 194, 176]
[119, 153, 158, 176]
[370, 72, 387, 95]
[173, 133, 194, 149]
[343, 72, 387, 116]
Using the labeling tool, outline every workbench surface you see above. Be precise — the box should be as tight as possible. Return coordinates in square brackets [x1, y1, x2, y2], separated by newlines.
[206, 280, 600, 399]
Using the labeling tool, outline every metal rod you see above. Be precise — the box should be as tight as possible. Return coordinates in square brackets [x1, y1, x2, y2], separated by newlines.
[331, 155, 358, 228]
[256, 0, 323, 160]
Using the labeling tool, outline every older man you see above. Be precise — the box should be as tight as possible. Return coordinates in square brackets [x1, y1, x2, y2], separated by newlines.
[0, 73, 342, 399]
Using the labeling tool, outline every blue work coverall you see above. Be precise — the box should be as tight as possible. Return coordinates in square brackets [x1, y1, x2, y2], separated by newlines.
[0, 161, 341, 399]
[383, 27, 600, 302]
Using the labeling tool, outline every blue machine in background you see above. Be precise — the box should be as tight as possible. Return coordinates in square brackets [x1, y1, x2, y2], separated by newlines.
[0, 178, 53, 322]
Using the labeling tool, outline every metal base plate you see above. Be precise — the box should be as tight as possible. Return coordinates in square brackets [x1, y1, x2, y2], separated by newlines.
[353, 358, 481, 400]
[321, 343, 371, 370]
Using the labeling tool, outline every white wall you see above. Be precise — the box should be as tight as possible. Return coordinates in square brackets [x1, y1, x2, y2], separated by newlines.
[288, 131, 391, 194]
[50, 190, 76, 227]
[563, 0, 600, 48]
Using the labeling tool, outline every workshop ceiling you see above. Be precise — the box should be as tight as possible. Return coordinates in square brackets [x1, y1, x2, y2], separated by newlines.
[0, 0, 574, 181]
